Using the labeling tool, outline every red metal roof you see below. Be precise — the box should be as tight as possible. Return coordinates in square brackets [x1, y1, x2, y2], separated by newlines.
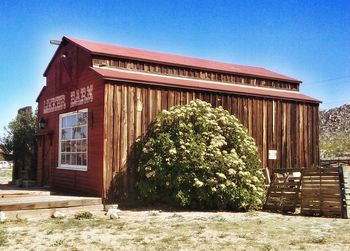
[91, 67, 320, 103]
[64, 36, 301, 83]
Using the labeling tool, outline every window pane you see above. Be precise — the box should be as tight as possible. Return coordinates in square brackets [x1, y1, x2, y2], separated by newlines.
[71, 154, 77, 165]
[72, 127, 81, 139]
[65, 141, 71, 152]
[82, 153, 87, 165]
[66, 154, 71, 164]
[77, 112, 88, 125]
[76, 140, 82, 152]
[77, 153, 82, 165]
[61, 154, 66, 164]
[61, 128, 72, 140]
[81, 139, 87, 152]
[61, 142, 66, 153]
[80, 126, 87, 139]
[62, 117, 68, 128]
[71, 141, 77, 152]
[68, 115, 77, 127]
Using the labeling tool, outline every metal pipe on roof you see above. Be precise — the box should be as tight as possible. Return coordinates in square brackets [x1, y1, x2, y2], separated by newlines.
[50, 40, 61, 45]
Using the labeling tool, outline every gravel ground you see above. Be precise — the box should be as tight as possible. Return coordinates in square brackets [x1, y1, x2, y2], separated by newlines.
[1, 206, 349, 251]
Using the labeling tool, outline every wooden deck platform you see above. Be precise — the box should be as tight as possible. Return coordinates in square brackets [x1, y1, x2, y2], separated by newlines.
[0, 195, 102, 211]
[1, 189, 51, 198]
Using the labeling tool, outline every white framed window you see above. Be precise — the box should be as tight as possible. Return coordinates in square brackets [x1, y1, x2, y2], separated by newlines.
[58, 109, 88, 171]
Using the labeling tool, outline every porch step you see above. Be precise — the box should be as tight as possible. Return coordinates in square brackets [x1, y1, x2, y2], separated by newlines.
[0, 190, 51, 198]
[0, 195, 102, 211]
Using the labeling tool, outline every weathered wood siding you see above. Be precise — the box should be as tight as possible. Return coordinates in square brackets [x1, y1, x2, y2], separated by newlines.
[103, 81, 319, 202]
[92, 56, 299, 91]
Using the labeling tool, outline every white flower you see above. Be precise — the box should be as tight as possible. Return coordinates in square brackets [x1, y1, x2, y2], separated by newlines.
[169, 148, 177, 155]
[216, 172, 227, 180]
[145, 170, 156, 178]
[219, 184, 226, 189]
[251, 176, 260, 183]
[193, 178, 204, 188]
[228, 169, 235, 175]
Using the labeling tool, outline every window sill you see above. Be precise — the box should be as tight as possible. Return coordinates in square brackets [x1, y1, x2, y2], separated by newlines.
[57, 165, 87, 172]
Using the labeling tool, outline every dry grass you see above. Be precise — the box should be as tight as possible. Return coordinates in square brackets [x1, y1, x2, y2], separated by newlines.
[0, 210, 349, 250]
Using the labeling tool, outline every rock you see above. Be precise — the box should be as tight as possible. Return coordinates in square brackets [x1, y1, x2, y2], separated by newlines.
[52, 211, 65, 219]
[106, 208, 121, 219]
[321, 104, 350, 139]
[104, 204, 119, 212]
[0, 211, 6, 222]
[320, 104, 350, 158]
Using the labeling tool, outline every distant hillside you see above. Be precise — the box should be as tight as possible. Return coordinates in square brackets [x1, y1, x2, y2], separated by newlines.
[320, 104, 350, 158]
[320, 104, 350, 139]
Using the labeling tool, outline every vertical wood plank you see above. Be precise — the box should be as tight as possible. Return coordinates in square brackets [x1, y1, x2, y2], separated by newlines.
[161, 89, 168, 111]
[103, 83, 113, 198]
[168, 90, 175, 109]
[262, 99, 268, 169]
[303, 105, 309, 167]
[113, 84, 122, 173]
[127, 86, 135, 199]
[120, 84, 128, 197]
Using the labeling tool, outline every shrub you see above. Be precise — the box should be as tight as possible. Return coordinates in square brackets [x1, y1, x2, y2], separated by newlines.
[136, 100, 265, 211]
[74, 211, 93, 220]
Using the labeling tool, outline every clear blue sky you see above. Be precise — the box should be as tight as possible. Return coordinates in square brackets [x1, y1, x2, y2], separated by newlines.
[0, 0, 349, 136]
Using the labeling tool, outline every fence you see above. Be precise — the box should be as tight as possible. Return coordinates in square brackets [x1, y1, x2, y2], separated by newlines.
[321, 159, 350, 167]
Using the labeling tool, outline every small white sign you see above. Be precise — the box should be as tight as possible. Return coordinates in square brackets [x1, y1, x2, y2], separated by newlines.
[268, 150, 277, 160]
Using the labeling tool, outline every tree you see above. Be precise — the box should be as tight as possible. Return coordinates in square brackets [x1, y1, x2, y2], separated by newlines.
[136, 100, 265, 211]
[1, 106, 37, 181]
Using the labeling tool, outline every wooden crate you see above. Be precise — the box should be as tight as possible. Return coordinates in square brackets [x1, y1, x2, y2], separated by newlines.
[264, 169, 301, 213]
[301, 167, 346, 218]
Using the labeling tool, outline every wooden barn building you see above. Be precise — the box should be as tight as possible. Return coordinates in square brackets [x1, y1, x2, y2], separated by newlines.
[36, 36, 320, 201]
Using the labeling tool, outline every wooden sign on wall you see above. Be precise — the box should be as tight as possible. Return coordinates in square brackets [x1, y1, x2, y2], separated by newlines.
[70, 85, 94, 108]
[43, 85, 94, 114]
[43, 95, 66, 114]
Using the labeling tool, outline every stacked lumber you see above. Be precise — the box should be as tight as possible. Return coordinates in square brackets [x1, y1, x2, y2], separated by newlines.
[264, 169, 301, 213]
[301, 167, 345, 217]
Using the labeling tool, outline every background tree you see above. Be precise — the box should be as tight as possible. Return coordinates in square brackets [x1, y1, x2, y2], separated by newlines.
[1, 106, 37, 181]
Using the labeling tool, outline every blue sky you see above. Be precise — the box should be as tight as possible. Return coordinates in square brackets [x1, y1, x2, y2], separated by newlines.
[0, 0, 349, 136]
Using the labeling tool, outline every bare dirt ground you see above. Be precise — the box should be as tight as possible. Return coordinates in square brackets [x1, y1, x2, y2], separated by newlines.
[1, 205, 350, 251]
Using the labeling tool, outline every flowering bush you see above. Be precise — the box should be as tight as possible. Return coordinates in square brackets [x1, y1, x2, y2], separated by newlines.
[136, 100, 265, 210]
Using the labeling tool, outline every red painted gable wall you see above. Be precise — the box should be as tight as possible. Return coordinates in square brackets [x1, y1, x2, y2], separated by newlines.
[37, 42, 105, 197]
